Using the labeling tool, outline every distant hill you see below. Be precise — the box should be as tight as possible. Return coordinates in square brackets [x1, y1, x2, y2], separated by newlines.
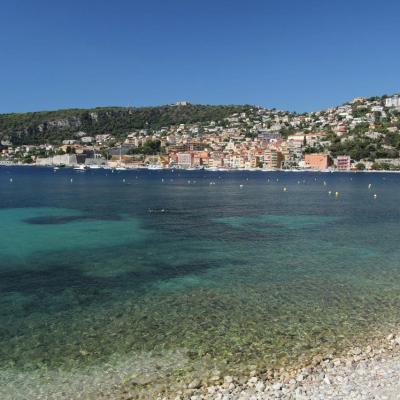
[0, 104, 253, 145]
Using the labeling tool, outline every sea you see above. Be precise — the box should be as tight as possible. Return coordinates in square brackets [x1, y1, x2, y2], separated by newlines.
[1, 166, 400, 399]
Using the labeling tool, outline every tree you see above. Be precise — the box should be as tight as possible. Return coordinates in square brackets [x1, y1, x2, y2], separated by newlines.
[355, 162, 365, 170]
[127, 140, 162, 155]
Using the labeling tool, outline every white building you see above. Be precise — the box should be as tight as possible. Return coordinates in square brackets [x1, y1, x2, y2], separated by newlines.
[385, 95, 400, 108]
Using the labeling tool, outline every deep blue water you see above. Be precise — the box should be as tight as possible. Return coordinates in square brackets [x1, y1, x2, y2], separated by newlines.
[1, 167, 400, 398]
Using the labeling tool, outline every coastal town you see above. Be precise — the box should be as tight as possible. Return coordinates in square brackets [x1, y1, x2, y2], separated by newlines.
[1, 94, 400, 172]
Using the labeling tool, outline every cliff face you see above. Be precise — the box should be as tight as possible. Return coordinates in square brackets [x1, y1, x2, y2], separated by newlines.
[0, 109, 132, 144]
[0, 105, 252, 145]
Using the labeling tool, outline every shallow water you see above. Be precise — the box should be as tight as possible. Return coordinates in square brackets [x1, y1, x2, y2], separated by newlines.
[1, 167, 400, 398]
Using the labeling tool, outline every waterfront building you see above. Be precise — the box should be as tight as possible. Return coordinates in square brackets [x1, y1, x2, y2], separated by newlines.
[304, 153, 333, 170]
[263, 148, 283, 169]
[336, 155, 351, 171]
[177, 152, 193, 168]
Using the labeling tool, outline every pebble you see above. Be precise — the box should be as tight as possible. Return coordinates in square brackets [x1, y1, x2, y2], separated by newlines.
[272, 382, 283, 391]
[188, 379, 201, 389]
[224, 376, 233, 384]
[323, 376, 331, 385]
[248, 377, 258, 384]
[255, 382, 265, 392]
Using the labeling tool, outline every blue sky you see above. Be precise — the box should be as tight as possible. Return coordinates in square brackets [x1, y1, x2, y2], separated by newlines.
[1, 0, 399, 113]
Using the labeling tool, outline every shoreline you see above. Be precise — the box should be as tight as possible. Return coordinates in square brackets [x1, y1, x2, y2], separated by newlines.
[1, 164, 400, 173]
[149, 332, 400, 400]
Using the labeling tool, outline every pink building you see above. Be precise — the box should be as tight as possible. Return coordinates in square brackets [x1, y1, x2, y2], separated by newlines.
[336, 155, 351, 171]
[177, 152, 193, 168]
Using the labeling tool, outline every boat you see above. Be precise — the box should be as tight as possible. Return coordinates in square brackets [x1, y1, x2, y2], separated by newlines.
[74, 165, 88, 171]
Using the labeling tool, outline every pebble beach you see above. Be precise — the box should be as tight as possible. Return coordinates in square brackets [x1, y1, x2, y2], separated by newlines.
[152, 333, 400, 400]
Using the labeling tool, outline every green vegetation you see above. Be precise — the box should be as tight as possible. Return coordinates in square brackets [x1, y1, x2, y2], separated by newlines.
[329, 124, 399, 161]
[355, 162, 366, 170]
[127, 140, 162, 155]
[0, 104, 253, 145]
[304, 144, 324, 154]
[371, 162, 400, 171]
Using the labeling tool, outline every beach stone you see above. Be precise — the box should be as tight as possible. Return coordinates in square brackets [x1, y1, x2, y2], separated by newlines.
[255, 381, 265, 392]
[346, 359, 354, 368]
[394, 337, 400, 345]
[248, 376, 258, 385]
[224, 376, 233, 384]
[312, 355, 323, 366]
[352, 348, 362, 356]
[188, 379, 201, 389]
[272, 382, 282, 391]
[207, 386, 216, 394]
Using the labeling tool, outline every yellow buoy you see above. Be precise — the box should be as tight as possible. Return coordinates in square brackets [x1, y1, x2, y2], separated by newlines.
[335, 191, 339, 197]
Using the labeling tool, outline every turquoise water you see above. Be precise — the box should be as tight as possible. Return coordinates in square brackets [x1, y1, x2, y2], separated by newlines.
[1, 167, 400, 398]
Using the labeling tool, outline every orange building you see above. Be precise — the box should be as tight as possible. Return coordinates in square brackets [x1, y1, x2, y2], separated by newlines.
[304, 153, 333, 170]
[264, 148, 283, 169]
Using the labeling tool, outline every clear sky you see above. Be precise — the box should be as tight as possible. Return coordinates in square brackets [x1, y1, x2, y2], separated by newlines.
[1, 0, 399, 113]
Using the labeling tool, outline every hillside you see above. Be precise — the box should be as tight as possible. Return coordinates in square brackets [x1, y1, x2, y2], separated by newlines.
[2, 94, 400, 170]
[0, 104, 253, 145]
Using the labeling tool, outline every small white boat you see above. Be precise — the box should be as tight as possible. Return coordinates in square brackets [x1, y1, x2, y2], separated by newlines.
[148, 164, 163, 170]
[74, 165, 88, 171]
